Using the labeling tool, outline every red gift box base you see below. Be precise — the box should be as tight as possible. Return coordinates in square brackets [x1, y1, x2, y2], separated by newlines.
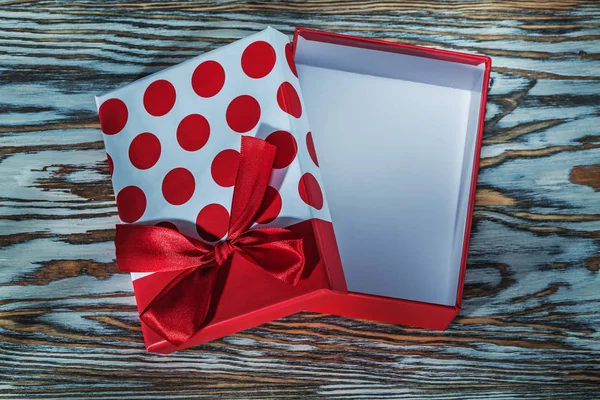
[307, 291, 459, 330]
[292, 28, 491, 332]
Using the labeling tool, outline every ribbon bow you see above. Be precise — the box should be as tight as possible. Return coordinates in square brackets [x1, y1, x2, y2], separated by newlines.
[115, 136, 305, 346]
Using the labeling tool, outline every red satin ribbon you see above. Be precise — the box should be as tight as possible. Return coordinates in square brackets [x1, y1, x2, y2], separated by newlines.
[115, 136, 305, 346]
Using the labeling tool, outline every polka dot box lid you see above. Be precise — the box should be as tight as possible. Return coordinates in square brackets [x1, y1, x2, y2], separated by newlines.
[95, 27, 331, 280]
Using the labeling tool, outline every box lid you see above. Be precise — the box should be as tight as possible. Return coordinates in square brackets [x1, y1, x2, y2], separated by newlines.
[95, 28, 347, 352]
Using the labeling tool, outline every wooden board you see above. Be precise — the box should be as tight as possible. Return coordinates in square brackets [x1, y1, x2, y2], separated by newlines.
[1, 0, 599, 398]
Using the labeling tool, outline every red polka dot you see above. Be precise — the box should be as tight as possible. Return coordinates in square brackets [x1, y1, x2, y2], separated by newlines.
[298, 173, 323, 210]
[277, 82, 302, 118]
[177, 114, 210, 151]
[143, 80, 176, 117]
[241, 41, 276, 79]
[192, 60, 225, 98]
[226, 95, 261, 133]
[106, 153, 114, 177]
[196, 203, 229, 242]
[306, 132, 319, 167]
[155, 221, 179, 232]
[265, 130, 297, 169]
[285, 42, 297, 77]
[211, 149, 240, 187]
[116, 186, 146, 223]
[128, 132, 161, 170]
[162, 168, 195, 205]
[255, 186, 282, 224]
[99, 98, 128, 135]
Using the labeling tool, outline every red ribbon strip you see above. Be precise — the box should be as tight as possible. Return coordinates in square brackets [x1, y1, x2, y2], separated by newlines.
[115, 136, 305, 346]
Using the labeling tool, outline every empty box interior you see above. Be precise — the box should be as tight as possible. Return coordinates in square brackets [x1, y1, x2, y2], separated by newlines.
[294, 34, 487, 306]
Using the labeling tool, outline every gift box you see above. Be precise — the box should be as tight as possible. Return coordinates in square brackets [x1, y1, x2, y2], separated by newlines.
[95, 27, 490, 353]
[292, 29, 491, 328]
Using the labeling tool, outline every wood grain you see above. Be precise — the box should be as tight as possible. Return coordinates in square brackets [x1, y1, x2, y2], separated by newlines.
[1, 0, 599, 398]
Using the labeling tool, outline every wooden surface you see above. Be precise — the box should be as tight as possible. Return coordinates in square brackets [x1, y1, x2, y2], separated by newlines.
[1, 0, 599, 398]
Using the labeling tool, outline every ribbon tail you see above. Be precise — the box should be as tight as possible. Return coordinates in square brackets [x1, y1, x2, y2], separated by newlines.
[140, 264, 220, 347]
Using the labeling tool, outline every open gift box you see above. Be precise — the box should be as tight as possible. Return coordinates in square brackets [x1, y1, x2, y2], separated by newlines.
[95, 27, 490, 353]
[294, 29, 491, 329]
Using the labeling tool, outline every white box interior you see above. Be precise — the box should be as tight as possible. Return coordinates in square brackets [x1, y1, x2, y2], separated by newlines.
[295, 36, 485, 306]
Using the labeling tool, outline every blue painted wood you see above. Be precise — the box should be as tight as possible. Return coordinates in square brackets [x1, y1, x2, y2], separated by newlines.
[0, 1, 599, 398]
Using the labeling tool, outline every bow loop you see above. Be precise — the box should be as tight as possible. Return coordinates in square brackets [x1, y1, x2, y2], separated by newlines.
[235, 227, 305, 286]
[115, 136, 306, 347]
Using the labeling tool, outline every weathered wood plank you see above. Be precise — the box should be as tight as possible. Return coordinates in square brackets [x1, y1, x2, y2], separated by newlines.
[1, 0, 599, 399]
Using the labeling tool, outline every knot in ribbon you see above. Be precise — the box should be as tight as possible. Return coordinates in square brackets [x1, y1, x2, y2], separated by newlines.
[115, 136, 305, 346]
[213, 240, 236, 266]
